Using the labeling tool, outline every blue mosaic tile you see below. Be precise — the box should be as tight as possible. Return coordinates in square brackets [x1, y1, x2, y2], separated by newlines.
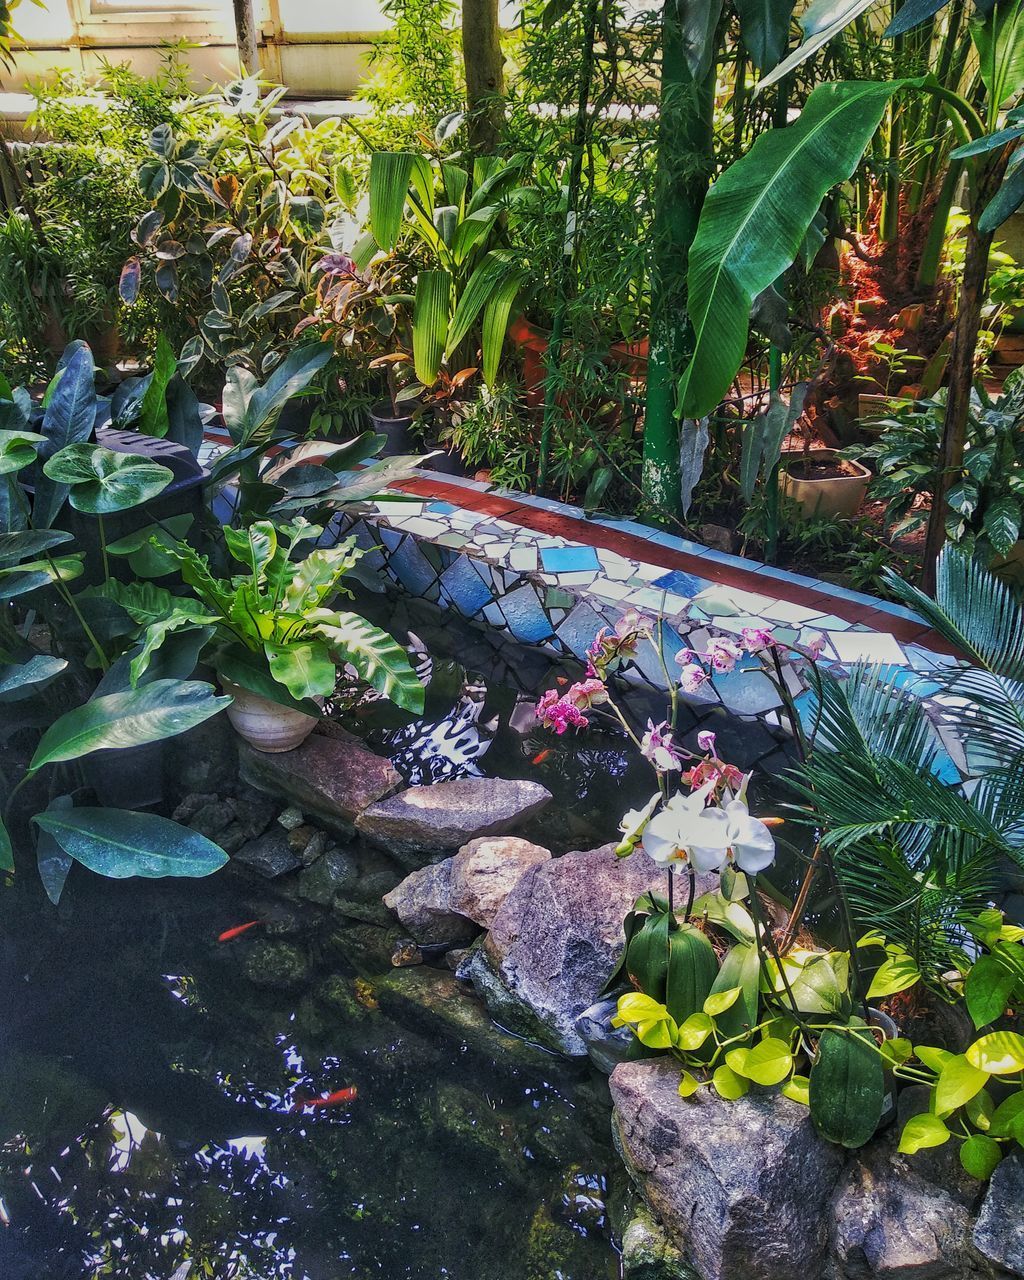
[652, 569, 707, 597]
[555, 600, 609, 660]
[541, 544, 601, 574]
[440, 555, 494, 617]
[716, 666, 783, 717]
[388, 536, 438, 596]
[500, 584, 556, 644]
[379, 525, 403, 552]
[427, 501, 458, 514]
[631, 625, 688, 684]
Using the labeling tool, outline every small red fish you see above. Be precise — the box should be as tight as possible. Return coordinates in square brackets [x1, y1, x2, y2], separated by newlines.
[217, 920, 261, 943]
[555, 675, 569, 686]
[531, 749, 552, 765]
[290, 1086, 358, 1112]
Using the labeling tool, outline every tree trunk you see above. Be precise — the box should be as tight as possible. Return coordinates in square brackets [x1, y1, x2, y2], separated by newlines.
[921, 217, 993, 591]
[462, 0, 505, 154]
[642, 3, 715, 524]
[232, 0, 259, 75]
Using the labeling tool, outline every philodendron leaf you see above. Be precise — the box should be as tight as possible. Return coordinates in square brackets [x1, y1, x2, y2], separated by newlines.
[0, 655, 68, 702]
[32, 342, 97, 528]
[0, 529, 74, 566]
[36, 795, 74, 905]
[43, 444, 173, 515]
[679, 80, 908, 419]
[0, 429, 47, 476]
[29, 679, 231, 771]
[310, 609, 424, 713]
[32, 808, 229, 879]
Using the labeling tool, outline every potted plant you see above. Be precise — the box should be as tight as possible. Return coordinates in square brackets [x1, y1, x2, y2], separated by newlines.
[780, 448, 873, 520]
[103, 518, 424, 753]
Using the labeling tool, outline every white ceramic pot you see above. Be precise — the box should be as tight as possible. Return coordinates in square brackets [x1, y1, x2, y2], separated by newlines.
[221, 678, 318, 753]
[780, 449, 872, 521]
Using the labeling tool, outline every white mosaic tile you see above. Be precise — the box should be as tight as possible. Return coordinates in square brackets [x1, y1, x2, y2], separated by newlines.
[829, 631, 907, 665]
[552, 570, 600, 586]
[762, 599, 825, 625]
[587, 578, 633, 601]
[509, 547, 539, 572]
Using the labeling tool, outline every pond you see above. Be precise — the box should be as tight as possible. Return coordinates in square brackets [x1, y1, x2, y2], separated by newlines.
[0, 592, 806, 1280]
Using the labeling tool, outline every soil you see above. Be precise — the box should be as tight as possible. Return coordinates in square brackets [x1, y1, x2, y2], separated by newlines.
[785, 456, 865, 482]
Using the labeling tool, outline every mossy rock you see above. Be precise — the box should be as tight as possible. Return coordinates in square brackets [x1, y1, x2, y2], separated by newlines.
[241, 939, 311, 990]
[621, 1205, 697, 1280]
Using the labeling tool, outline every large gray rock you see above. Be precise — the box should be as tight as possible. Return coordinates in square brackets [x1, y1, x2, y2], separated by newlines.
[829, 1132, 974, 1279]
[356, 777, 552, 866]
[610, 1057, 845, 1280]
[233, 828, 303, 878]
[973, 1153, 1024, 1277]
[621, 1204, 693, 1280]
[467, 843, 702, 1055]
[383, 835, 551, 943]
[239, 731, 401, 831]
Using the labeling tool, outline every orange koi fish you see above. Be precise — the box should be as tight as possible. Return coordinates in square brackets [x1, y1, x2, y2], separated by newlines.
[217, 920, 262, 943]
[531, 749, 552, 765]
[290, 1086, 358, 1112]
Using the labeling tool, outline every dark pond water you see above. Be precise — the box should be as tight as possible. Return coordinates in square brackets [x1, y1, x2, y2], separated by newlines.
[0, 869, 623, 1280]
[0, 591, 812, 1280]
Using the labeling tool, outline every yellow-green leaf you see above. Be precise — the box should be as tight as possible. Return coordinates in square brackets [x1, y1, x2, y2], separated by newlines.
[712, 1064, 749, 1100]
[935, 1055, 989, 1116]
[704, 986, 742, 1017]
[782, 1074, 810, 1105]
[898, 1113, 951, 1155]
[741, 1037, 794, 1087]
[867, 952, 921, 998]
[959, 1133, 1002, 1181]
[967, 1031, 1024, 1076]
[678, 1070, 702, 1098]
[675, 1011, 714, 1051]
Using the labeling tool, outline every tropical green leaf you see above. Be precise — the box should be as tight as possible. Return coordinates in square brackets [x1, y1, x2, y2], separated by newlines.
[0, 655, 68, 702]
[970, 2, 1024, 110]
[446, 252, 511, 358]
[240, 343, 332, 446]
[935, 1054, 989, 1115]
[735, 0, 796, 71]
[36, 795, 74, 905]
[960, 1133, 1003, 1180]
[32, 808, 228, 879]
[978, 147, 1024, 235]
[679, 80, 907, 419]
[412, 270, 452, 386]
[0, 529, 74, 566]
[481, 270, 525, 386]
[756, 0, 877, 92]
[898, 1112, 951, 1154]
[265, 639, 336, 700]
[42, 445, 173, 515]
[138, 333, 177, 438]
[966, 951, 1020, 1028]
[885, 0, 950, 37]
[214, 641, 321, 716]
[369, 152, 416, 250]
[310, 609, 424, 712]
[29, 680, 230, 771]
[32, 342, 97, 528]
[0, 429, 46, 476]
[0, 813, 12, 874]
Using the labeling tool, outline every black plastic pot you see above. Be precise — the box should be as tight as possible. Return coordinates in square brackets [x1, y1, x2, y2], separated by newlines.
[368, 399, 416, 455]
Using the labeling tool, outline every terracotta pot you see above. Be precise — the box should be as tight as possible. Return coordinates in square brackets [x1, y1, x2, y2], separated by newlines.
[508, 316, 550, 407]
[221, 678, 318, 753]
[608, 336, 650, 379]
[780, 449, 871, 520]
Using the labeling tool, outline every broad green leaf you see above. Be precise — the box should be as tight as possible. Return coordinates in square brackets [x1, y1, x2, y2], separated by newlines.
[369, 151, 417, 250]
[970, 3, 1024, 110]
[29, 680, 230, 771]
[966, 953, 1019, 1029]
[679, 80, 907, 419]
[615, 991, 671, 1023]
[782, 1074, 810, 1105]
[282, 542, 361, 613]
[36, 795, 74, 905]
[730, 1037, 794, 1086]
[880, 1037, 914, 1067]
[0, 429, 46, 476]
[966, 1089, 995, 1131]
[481, 269, 524, 387]
[129, 614, 216, 686]
[32, 808, 228, 879]
[241, 344, 332, 446]
[979, 147, 1024, 235]
[636, 1016, 677, 1049]
[105, 514, 195, 579]
[757, 0, 876, 92]
[810, 1025, 884, 1147]
[43, 445, 173, 515]
[704, 985, 742, 1016]
[898, 1112, 951, 1154]
[867, 951, 921, 998]
[675, 1011, 714, 1050]
[0, 529, 74, 566]
[33, 342, 97, 528]
[310, 609, 424, 713]
[224, 521, 278, 579]
[967, 1031, 1024, 1075]
[735, 0, 797, 70]
[935, 1055, 989, 1116]
[214, 640, 320, 716]
[0, 655, 67, 702]
[982, 495, 1022, 557]
[989, 1091, 1024, 1138]
[885, 0, 952, 38]
[712, 1063, 749, 1100]
[709, 940, 760, 1039]
[265, 639, 336, 701]
[446, 252, 510, 358]
[412, 270, 452, 386]
[916, 1045, 955, 1073]
[138, 333, 177, 439]
[678, 1070, 702, 1098]
[0, 813, 12, 874]
[960, 1133, 1003, 1180]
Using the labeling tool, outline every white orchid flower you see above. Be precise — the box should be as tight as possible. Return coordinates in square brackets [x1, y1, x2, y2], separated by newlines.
[641, 776, 777, 876]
